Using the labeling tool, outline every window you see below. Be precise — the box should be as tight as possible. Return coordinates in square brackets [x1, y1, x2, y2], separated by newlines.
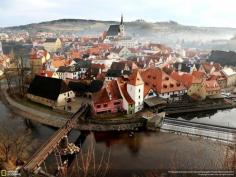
[114, 102, 120, 105]
[177, 83, 180, 87]
[103, 103, 108, 107]
[96, 105, 101, 108]
[165, 77, 169, 80]
[170, 84, 174, 88]
[139, 89, 141, 93]
[145, 82, 149, 86]
[148, 75, 151, 79]
[139, 96, 141, 99]
[153, 76, 156, 79]
[163, 84, 168, 89]
[149, 92, 154, 96]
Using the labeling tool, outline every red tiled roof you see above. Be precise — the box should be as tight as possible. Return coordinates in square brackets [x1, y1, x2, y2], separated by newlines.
[192, 71, 206, 79]
[120, 82, 134, 104]
[93, 80, 122, 104]
[141, 68, 186, 94]
[203, 80, 220, 92]
[128, 69, 144, 86]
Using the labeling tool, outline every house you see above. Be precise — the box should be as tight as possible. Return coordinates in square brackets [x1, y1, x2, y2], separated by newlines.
[27, 75, 75, 108]
[45, 56, 69, 71]
[141, 68, 187, 101]
[74, 60, 91, 79]
[188, 79, 221, 100]
[117, 78, 135, 114]
[127, 70, 144, 113]
[105, 62, 131, 81]
[56, 66, 68, 80]
[105, 15, 125, 40]
[111, 47, 134, 58]
[85, 64, 105, 79]
[221, 67, 236, 87]
[198, 62, 216, 74]
[92, 80, 123, 114]
[43, 38, 62, 52]
[29, 49, 50, 76]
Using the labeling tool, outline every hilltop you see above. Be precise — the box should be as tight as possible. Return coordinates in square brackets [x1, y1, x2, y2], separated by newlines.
[1, 19, 236, 48]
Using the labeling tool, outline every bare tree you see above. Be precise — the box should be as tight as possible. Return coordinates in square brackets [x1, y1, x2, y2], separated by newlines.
[68, 137, 111, 177]
[0, 121, 32, 167]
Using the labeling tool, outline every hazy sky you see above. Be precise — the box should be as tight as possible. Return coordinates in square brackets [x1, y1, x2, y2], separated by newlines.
[0, 0, 235, 28]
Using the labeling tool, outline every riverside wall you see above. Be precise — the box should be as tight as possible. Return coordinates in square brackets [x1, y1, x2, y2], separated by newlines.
[1, 86, 145, 131]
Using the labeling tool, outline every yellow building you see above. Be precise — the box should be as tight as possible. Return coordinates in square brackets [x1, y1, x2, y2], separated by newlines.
[29, 49, 50, 76]
[188, 79, 221, 100]
[43, 38, 62, 52]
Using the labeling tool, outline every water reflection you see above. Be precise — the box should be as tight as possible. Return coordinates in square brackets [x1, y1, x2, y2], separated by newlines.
[172, 108, 236, 128]
[93, 132, 142, 155]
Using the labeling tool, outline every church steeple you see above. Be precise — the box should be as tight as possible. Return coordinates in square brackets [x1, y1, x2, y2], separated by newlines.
[120, 14, 123, 25]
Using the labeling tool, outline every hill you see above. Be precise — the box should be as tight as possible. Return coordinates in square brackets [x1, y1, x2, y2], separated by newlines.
[1, 19, 236, 48]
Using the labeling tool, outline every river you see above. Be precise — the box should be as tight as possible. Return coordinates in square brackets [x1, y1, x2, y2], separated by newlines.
[0, 97, 234, 176]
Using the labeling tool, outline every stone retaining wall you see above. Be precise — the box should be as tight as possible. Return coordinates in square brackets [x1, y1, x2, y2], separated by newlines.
[2, 86, 146, 131]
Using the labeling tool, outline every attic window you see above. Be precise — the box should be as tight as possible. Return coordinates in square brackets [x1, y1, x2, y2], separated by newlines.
[163, 84, 168, 89]
[165, 77, 169, 80]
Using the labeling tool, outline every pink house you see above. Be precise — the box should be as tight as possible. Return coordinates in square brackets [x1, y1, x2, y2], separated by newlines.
[92, 80, 123, 114]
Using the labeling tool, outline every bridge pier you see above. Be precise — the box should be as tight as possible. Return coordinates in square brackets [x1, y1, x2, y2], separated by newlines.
[54, 148, 68, 177]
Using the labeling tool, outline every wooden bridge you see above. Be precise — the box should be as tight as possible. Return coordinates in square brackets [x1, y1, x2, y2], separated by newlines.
[22, 104, 89, 174]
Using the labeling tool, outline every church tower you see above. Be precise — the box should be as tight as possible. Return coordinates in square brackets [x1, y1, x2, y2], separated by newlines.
[120, 14, 125, 37]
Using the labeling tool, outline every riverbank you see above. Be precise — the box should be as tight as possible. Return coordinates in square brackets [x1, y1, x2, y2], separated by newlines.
[0, 83, 146, 131]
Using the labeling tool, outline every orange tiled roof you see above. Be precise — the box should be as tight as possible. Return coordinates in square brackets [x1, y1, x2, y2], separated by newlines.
[117, 78, 134, 104]
[203, 80, 220, 92]
[192, 71, 206, 79]
[93, 80, 122, 104]
[141, 68, 186, 94]
[128, 69, 144, 86]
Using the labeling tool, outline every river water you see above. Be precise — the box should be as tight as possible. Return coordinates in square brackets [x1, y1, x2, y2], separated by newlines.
[0, 97, 234, 176]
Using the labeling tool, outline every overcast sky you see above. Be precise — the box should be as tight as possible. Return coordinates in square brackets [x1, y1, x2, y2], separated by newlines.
[0, 0, 235, 28]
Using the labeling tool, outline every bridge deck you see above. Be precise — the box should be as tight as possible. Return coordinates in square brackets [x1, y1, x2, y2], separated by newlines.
[23, 105, 88, 173]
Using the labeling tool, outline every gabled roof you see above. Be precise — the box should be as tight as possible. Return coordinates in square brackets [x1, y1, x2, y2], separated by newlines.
[222, 67, 236, 77]
[117, 79, 134, 104]
[128, 69, 144, 86]
[203, 80, 221, 92]
[74, 60, 91, 68]
[141, 68, 186, 94]
[106, 69, 123, 77]
[107, 25, 121, 36]
[110, 62, 128, 70]
[93, 80, 122, 104]
[28, 75, 70, 101]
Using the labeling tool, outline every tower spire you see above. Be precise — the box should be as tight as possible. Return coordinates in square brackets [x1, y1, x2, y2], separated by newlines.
[120, 14, 123, 25]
